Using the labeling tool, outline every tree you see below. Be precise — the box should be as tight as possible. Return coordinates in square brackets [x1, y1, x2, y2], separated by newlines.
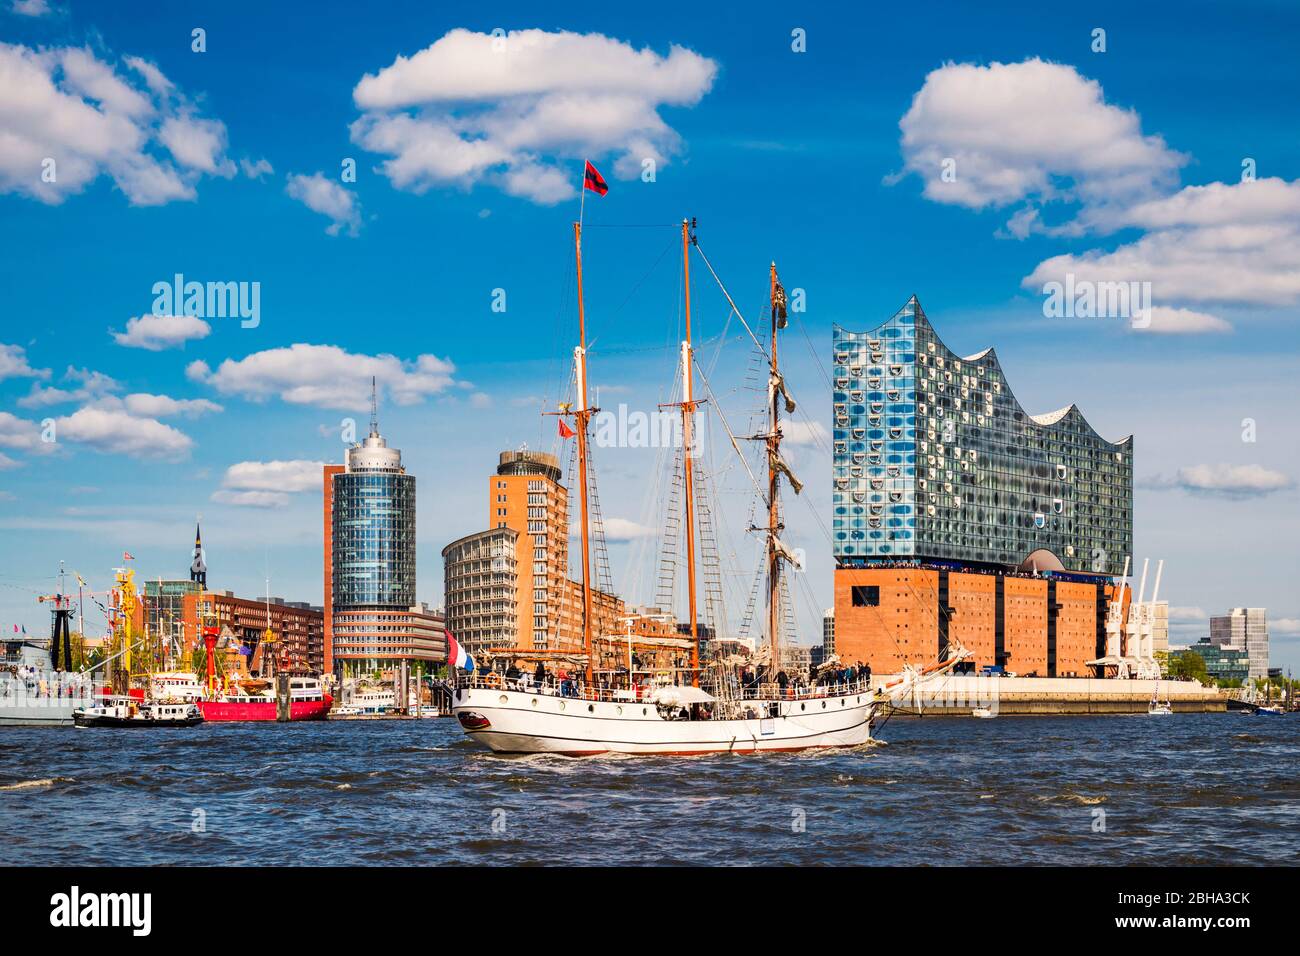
[1168, 651, 1208, 684]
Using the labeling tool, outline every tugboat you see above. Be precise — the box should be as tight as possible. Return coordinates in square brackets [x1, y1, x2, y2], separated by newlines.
[74, 695, 204, 728]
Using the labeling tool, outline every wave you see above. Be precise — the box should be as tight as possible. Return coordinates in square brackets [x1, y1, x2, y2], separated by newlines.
[0, 776, 72, 791]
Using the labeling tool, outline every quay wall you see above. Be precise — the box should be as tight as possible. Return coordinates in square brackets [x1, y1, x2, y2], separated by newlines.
[873, 675, 1226, 715]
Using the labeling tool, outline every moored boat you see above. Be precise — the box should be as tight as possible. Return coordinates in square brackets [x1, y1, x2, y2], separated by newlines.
[74, 696, 204, 728]
[198, 675, 332, 722]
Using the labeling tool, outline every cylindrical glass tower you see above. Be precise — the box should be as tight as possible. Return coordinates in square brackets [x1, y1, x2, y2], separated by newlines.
[332, 431, 416, 611]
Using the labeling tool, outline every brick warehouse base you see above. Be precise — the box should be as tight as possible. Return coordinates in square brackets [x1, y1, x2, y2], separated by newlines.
[834, 567, 1113, 677]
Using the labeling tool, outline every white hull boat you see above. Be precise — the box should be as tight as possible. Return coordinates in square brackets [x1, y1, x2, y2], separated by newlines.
[453, 683, 879, 755]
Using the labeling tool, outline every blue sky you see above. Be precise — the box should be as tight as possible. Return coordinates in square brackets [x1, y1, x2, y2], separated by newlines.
[1, 0, 1297, 671]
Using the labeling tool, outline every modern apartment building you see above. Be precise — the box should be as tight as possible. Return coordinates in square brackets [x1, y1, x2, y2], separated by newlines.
[484, 448, 623, 654]
[1209, 608, 1269, 680]
[442, 527, 520, 660]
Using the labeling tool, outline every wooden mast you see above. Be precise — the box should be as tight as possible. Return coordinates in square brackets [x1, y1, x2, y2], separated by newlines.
[767, 262, 782, 672]
[573, 221, 596, 685]
[679, 219, 700, 686]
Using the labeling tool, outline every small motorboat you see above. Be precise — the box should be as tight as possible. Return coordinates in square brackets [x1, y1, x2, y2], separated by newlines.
[74, 696, 204, 728]
[971, 707, 996, 719]
[1148, 701, 1173, 716]
[1254, 704, 1284, 716]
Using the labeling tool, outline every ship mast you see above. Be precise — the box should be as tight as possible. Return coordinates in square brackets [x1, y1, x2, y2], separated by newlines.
[573, 221, 596, 685]
[678, 219, 700, 687]
[766, 263, 782, 670]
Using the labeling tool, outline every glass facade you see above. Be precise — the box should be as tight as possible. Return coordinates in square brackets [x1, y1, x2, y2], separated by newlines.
[332, 471, 416, 608]
[832, 297, 1132, 574]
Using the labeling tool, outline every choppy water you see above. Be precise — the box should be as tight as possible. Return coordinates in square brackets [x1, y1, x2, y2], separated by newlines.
[1, 713, 1295, 866]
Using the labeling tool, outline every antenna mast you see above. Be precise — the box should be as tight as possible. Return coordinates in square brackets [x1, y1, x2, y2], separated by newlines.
[369, 376, 379, 435]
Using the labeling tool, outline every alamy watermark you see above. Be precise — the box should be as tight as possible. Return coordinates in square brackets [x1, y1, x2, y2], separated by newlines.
[152, 273, 260, 328]
[1041, 274, 1151, 329]
[592, 403, 685, 450]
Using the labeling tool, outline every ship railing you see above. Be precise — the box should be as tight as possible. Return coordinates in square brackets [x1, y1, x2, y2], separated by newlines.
[456, 675, 877, 704]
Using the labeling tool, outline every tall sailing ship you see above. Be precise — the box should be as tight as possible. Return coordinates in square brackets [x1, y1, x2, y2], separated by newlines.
[453, 172, 964, 755]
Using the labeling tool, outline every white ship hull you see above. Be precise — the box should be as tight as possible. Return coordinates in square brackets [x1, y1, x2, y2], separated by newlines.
[452, 685, 878, 755]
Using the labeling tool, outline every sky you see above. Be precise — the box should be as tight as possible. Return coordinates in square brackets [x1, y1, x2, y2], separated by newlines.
[1, 0, 1297, 671]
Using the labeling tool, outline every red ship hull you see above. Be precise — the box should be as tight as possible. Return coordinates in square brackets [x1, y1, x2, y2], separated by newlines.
[198, 694, 333, 722]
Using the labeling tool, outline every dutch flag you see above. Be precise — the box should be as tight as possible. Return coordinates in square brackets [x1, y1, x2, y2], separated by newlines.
[445, 628, 475, 673]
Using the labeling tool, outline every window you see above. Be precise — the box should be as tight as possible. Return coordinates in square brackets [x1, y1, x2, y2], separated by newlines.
[851, 585, 880, 607]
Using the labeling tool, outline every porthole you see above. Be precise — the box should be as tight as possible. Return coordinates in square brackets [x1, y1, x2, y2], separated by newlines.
[498, 695, 509, 705]
[558, 701, 565, 712]
[642, 707, 647, 716]
[822, 700, 827, 709]
[531, 698, 538, 708]
[588, 704, 594, 713]
[801, 703, 806, 711]
[841, 699, 846, 707]
[616, 706, 623, 715]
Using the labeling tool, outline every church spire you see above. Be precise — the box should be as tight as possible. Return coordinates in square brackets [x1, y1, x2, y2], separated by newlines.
[191, 519, 207, 586]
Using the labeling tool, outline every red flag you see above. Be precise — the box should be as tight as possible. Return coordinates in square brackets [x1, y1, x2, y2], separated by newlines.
[123, 551, 134, 561]
[583, 160, 608, 196]
[558, 419, 576, 439]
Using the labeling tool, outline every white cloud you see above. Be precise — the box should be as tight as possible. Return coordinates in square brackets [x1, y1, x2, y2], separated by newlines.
[211, 489, 290, 508]
[469, 392, 492, 409]
[0, 343, 49, 381]
[158, 114, 236, 177]
[187, 343, 456, 410]
[11, 0, 53, 17]
[285, 172, 361, 236]
[1024, 178, 1300, 310]
[111, 313, 211, 350]
[221, 459, 325, 493]
[597, 517, 658, 543]
[1168, 606, 1207, 623]
[1142, 464, 1294, 499]
[0, 452, 18, 469]
[894, 58, 1182, 221]
[782, 419, 829, 447]
[52, 405, 193, 460]
[17, 366, 118, 407]
[213, 459, 325, 508]
[350, 28, 717, 204]
[0, 42, 235, 205]
[97, 393, 222, 418]
[893, 60, 1300, 325]
[1133, 307, 1232, 335]
[240, 157, 273, 179]
[122, 56, 172, 97]
[1271, 617, 1300, 638]
[0, 411, 46, 451]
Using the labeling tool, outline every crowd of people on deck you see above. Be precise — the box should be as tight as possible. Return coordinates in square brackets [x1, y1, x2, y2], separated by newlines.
[480, 656, 876, 707]
[0, 663, 85, 698]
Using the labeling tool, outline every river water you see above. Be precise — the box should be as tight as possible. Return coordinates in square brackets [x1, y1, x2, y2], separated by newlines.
[1, 713, 1294, 866]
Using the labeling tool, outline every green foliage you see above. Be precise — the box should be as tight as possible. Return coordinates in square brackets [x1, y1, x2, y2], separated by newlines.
[1168, 651, 1208, 683]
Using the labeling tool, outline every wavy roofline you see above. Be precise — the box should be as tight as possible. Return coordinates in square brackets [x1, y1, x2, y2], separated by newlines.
[833, 297, 1133, 449]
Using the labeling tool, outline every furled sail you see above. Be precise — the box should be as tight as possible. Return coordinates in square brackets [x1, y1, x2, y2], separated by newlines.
[768, 370, 796, 414]
[771, 534, 803, 570]
[769, 450, 803, 495]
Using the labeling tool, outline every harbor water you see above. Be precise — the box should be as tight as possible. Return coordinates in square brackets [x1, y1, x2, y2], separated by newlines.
[1, 713, 1294, 866]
